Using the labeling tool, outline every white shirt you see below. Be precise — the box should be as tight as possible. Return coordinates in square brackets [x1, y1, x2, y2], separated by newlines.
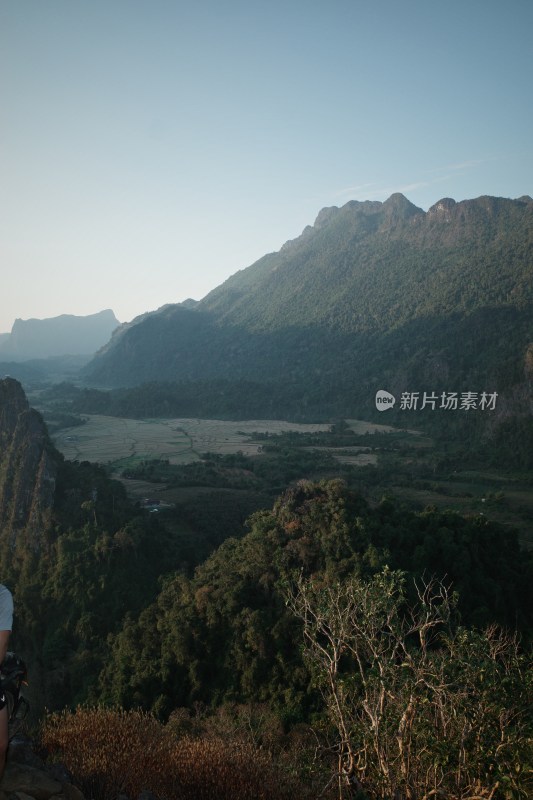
[0, 585, 13, 632]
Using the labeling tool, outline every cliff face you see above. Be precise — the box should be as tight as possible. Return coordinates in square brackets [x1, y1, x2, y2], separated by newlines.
[0, 378, 57, 540]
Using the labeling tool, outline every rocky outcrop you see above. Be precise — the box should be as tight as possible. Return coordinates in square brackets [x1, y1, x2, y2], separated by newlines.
[0, 763, 80, 800]
[0, 379, 57, 541]
[427, 197, 456, 222]
[0, 739, 85, 800]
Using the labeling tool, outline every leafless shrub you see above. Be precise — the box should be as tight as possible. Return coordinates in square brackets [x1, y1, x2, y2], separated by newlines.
[287, 568, 532, 800]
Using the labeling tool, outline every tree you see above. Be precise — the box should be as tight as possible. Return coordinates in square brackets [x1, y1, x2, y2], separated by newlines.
[287, 569, 532, 800]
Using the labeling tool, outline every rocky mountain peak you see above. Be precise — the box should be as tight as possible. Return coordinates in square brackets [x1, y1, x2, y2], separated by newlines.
[380, 192, 423, 228]
[383, 192, 423, 214]
[428, 197, 457, 222]
[313, 205, 340, 229]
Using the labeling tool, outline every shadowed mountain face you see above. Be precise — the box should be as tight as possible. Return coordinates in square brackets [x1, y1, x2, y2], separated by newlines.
[0, 309, 120, 361]
[0, 378, 57, 539]
[82, 194, 533, 413]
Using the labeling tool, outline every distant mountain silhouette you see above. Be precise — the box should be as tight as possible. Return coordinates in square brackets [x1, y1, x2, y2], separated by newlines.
[82, 195, 533, 418]
[0, 309, 120, 361]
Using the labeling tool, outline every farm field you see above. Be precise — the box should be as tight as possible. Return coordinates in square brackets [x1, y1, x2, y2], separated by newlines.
[304, 445, 378, 466]
[51, 414, 533, 548]
[344, 418, 418, 435]
[53, 415, 332, 468]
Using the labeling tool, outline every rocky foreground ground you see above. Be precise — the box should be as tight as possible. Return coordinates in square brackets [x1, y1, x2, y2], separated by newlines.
[0, 738, 84, 800]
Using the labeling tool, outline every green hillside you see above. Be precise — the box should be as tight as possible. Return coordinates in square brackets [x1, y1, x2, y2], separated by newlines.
[80, 194, 532, 428]
[201, 194, 533, 332]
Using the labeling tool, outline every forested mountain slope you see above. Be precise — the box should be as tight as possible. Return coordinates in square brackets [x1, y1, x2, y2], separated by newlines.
[201, 193, 532, 331]
[0, 379, 202, 713]
[83, 194, 533, 416]
[1, 380, 532, 799]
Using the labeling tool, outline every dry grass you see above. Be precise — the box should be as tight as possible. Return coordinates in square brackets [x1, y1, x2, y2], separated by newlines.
[41, 707, 314, 800]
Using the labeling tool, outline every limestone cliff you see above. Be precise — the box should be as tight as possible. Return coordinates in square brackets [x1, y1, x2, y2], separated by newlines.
[0, 378, 57, 542]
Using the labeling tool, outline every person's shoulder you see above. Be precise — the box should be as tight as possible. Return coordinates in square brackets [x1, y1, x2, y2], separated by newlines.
[0, 585, 13, 603]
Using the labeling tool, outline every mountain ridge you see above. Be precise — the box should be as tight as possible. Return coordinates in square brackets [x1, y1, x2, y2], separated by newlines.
[82, 193, 533, 419]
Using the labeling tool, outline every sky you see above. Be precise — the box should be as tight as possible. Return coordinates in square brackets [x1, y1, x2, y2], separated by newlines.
[1, 0, 532, 333]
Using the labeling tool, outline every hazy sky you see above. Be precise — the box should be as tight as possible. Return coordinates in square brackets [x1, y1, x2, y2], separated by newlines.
[1, 0, 532, 333]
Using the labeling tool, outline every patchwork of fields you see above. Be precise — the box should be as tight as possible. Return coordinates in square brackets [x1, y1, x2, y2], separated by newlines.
[51, 414, 533, 547]
[53, 415, 333, 468]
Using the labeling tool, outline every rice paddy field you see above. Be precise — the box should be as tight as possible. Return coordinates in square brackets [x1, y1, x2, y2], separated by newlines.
[53, 415, 332, 468]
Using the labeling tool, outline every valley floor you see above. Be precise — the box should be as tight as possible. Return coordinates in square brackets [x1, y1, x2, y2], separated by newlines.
[49, 411, 533, 549]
